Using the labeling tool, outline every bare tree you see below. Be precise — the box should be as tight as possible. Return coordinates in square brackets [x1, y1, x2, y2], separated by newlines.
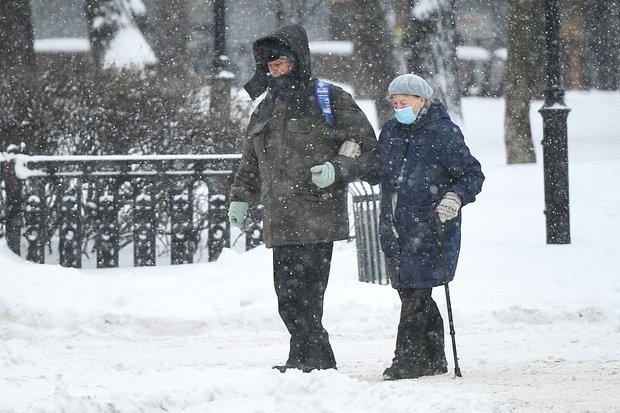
[0, 0, 35, 71]
[504, 0, 536, 164]
[405, 0, 461, 121]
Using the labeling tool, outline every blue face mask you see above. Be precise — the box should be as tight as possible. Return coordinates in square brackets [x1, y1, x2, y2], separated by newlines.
[394, 106, 416, 125]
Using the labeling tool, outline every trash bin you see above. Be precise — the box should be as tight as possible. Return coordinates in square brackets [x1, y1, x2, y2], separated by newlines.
[349, 182, 388, 285]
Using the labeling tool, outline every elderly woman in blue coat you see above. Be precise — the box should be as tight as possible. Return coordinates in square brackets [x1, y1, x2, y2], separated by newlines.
[367, 74, 484, 380]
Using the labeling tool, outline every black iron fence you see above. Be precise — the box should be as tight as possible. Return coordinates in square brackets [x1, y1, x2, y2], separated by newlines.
[0, 153, 262, 268]
[0, 153, 386, 284]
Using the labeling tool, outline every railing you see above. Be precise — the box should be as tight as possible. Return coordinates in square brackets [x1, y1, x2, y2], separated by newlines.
[0, 153, 386, 284]
[0, 153, 262, 268]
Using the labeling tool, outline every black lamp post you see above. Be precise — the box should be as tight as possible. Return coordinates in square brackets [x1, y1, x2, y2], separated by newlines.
[210, 0, 234, 121]
[539, 0, 571, 244]
[213, 0, 227, 65]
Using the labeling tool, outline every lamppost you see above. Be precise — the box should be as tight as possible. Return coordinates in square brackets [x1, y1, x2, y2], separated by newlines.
[210, 0, 234, 122]
[539, 0, 571, 244]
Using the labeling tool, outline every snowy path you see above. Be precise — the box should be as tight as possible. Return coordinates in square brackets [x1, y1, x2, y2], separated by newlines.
[2, 238, 618, 413]
[3, 297, 618, 413]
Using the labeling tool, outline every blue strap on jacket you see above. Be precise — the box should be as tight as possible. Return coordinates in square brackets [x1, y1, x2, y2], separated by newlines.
[315, 80, 335, 127]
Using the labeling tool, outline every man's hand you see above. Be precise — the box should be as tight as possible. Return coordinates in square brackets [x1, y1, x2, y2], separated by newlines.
[310, 162, 335, 188]
[228, 201, 250, 231]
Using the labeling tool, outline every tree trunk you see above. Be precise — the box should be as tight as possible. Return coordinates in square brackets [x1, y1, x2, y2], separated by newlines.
[504, 0, 536, 164]
[0, 0, 35, 71]
[152, 0, 189, 75]
[348, 0, 400, 126]
[406, 0, 461, 122]
[583, 0, 620, 90]
[85, 0, 110, 66]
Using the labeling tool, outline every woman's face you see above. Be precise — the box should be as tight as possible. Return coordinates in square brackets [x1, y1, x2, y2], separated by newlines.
[390, 94, 426, 114]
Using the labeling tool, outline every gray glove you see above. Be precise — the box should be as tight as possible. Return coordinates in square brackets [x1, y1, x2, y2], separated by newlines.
[436, 192, 462, 223]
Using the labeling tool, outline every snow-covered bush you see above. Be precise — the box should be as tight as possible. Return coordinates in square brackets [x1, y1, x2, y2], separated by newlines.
[0, 68, 249, 156]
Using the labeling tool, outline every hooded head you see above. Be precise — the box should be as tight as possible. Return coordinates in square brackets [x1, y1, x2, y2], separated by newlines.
[254, 41, 296, 66]
[244, 24, 312, 100]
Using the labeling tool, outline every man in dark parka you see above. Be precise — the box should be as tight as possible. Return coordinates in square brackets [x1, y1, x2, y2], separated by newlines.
[228, 24, 377, 372]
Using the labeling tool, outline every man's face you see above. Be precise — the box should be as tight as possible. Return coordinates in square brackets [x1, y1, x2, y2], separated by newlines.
[267, 57, 293, 77]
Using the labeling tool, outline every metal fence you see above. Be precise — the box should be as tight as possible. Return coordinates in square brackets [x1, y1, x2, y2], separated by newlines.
[0, 153, 262, 268]
[1, 153, 386, 284]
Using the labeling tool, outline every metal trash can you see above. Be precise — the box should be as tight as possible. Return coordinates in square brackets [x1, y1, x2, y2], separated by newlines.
[349, 182, 388, 285]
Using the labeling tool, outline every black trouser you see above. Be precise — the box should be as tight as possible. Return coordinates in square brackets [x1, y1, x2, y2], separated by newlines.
[272, 242, 336, 370]
[392, 288, 446, 371]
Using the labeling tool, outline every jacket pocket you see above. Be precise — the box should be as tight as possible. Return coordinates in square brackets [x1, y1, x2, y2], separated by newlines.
[286, 119, 323, 155]
[287, 118, 313, 133]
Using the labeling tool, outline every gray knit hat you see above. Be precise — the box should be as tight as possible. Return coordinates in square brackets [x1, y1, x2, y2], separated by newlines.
[387, 74, 434, 99]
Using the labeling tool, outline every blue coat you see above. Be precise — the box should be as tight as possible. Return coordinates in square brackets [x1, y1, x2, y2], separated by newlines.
[370, 102, 484, 288]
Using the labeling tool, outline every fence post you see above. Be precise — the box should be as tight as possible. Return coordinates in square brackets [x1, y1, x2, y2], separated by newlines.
[207, 193, 226, 261]
[96, 178, 120, 268]
[4, 155, 22, 255]
[59, 181, 82, 268]
[170, 180, 194, 265]
[23, 193, 45, 264]
[134, 180, 156, 266]
[207, 176, 229, 261]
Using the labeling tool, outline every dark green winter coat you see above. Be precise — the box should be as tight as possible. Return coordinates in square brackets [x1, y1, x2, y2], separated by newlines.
[231, 24, 377, 247]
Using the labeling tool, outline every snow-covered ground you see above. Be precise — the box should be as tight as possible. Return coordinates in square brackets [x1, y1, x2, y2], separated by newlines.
[1, 91, 619, 412]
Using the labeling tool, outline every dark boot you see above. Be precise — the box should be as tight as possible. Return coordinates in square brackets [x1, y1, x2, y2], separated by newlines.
[273, 358, 336, 373]
[383, 362, 426, 380]
[272, 363, 313, 373]
[303, 332, 337, 370]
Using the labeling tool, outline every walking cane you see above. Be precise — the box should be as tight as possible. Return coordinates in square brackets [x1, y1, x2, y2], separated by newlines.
[436, 218, 462, 378]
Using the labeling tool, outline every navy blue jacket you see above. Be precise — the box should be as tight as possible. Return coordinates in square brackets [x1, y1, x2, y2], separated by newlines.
[367, 102, 484, 288]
